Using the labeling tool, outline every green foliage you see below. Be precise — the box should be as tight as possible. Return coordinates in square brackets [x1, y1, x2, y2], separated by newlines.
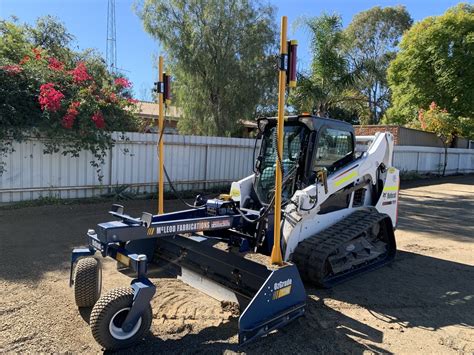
[289, 14, 354, 120]
[289, 6, 411, 124]
[0, 17, 138, 178]
[387, 4, 474, 125]
[137, 0, 277, 136]
[412, 102, 473, 176]
[344, 6, 412, 124]
[413, 102, 473, 141]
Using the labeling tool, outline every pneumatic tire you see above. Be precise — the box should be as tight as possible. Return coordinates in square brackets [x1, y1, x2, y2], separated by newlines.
[73, 257, 101, 308]
[90, 287, 153, 350]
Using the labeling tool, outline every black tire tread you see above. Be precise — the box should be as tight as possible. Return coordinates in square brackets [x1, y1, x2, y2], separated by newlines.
[90, 287, 152, 350]
[292, 208, 396, 287]
[73, 257, 100, 308]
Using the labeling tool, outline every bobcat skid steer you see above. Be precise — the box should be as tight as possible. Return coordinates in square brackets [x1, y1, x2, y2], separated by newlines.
[70, 114, 399, 350]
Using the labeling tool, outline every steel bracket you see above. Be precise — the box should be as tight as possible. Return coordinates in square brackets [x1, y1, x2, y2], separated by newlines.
[69, 247, 96, 286]
[122, 278, 156, 332]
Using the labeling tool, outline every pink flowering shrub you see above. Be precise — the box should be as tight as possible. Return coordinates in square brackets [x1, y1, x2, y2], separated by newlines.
[48, 57, 64, 71]
[114, 77, 131, 88]
[91, 111, 105, 129]
[39, 83, 64, 112]
[0, 64, 23, 75]
[70, 62, 92, 83]
[61, 101, 81, 129]
[0, 17, 140, 179]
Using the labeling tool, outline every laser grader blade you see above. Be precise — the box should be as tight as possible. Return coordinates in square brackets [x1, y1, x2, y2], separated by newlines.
[153, 234, 306, 344]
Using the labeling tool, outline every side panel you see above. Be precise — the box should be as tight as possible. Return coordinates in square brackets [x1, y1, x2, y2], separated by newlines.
[375, 167, 400, 228]
[239, 263, 306, 344]
[283, 132, 396, 260]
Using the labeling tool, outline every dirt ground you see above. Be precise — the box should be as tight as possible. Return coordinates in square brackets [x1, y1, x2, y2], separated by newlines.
[1, 175, 473, 354]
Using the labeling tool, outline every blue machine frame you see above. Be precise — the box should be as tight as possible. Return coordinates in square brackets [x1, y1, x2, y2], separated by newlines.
[70, 204, 306, 345]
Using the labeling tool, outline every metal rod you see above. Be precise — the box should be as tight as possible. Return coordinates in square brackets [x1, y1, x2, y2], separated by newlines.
[158, 56, 164, 214]
[271, 16, 287, 266]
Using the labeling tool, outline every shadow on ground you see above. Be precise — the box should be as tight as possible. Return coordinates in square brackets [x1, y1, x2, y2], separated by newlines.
[0, 198, 188, 282]
[100, 250, 473, 354]
[398, 192, 474, 242]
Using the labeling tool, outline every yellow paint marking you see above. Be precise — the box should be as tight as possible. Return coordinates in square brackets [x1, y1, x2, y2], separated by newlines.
[334, 171, 357, 187]
[230, 188, 240, 197]
[116, 252, 130, 266]
[273, 285, 292, 300]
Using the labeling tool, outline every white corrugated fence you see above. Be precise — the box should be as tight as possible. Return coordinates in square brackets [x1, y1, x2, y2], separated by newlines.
[1, 132, 472, 202]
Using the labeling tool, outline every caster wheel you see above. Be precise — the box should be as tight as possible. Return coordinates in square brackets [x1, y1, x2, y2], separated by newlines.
[73, 257, 101, 308]
[90, 287, 152, 350]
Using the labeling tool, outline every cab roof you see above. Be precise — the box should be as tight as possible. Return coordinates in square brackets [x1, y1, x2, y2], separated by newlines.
[258, 114, 354, 133]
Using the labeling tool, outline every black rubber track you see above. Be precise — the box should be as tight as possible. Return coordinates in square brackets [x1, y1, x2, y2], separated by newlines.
[90, 287, 152, 350]
[73, 257, 101, 308]
[292, 208, 396, 288]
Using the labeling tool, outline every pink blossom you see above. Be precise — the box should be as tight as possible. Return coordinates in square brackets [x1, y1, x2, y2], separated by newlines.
[1, 65, 23, 75]
[114, 77, 131, 88]
[48, 57, 64, 71]
[70, 62, 92, 83]
[61, 101, 81, 129]
[19, 55, 30, 65]
[33, 47, 42, 60]
[91, 111, 105, 129]
[38, 83, 64, 112]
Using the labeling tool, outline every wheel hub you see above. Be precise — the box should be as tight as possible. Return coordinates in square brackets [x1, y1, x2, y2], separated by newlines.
[109, 307, 142, 340]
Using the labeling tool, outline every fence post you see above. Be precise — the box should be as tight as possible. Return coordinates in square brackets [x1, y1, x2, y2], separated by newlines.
[204, 144, 209, 191]
[108, 144, 113, 194]
[416, 151, 420, 173]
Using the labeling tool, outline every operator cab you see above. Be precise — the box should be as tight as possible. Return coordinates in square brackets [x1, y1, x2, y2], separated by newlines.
[252, 114, 355, 206]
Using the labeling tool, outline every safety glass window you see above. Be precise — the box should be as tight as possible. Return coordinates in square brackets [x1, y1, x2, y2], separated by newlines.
[313, 128, 352, 172]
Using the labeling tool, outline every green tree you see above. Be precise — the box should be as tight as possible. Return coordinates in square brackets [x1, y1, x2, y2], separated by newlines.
[344, 6, 412, 124]
[386, 4, 474, 125]
[137, 0, 277, 136]
[413, 102, 473, 176]
[289, 14, 355, 120]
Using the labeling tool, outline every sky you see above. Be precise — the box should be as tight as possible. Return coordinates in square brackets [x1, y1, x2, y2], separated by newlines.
[0, 0, 462, 101]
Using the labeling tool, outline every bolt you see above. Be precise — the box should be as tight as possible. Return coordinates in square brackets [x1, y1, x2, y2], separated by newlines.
[88, 229, 95, 235]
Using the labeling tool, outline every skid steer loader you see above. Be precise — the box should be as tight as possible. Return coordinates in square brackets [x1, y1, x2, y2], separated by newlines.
[70, 113, 399, 350]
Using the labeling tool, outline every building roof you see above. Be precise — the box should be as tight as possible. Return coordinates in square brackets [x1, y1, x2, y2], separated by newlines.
[135, 101, 182, 120]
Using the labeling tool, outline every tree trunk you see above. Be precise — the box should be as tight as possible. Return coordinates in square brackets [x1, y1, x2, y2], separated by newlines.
[442, 143, 448, 177]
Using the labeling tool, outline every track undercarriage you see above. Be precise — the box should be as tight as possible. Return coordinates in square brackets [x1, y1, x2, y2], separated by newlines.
[292, 208, 396, 288]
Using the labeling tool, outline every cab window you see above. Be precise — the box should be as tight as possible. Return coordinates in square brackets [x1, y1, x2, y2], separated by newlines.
[313, 128, 353, 173]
